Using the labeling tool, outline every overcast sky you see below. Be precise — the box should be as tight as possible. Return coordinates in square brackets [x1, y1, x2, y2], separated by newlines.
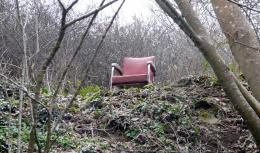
[72, 0, 155, 23]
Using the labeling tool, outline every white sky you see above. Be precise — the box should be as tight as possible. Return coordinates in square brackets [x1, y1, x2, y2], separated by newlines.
[73, 0, 155, 23]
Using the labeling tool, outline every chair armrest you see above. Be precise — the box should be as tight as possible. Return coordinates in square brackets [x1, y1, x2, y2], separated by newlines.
[147, 61, 156, 74]
[111, 63, 123, 75]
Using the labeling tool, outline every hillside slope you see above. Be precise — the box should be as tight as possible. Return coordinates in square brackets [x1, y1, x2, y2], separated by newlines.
[59, 76, 258, 152]
[0, 76, 258, 152]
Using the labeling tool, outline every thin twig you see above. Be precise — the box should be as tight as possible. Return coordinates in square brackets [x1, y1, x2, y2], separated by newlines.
[65, 0, 119, 28]
[52, 0, 125, 132]
[57, 0, 65, 11]
[226, 0, 260, 14]
[223, 31, 260, 52]
[43, 1, 106, 152]
[52, 0, 106, 108]
[67, 0, 79, 11]
[0, 63, 22, 69]
[0, 73, 50, 115]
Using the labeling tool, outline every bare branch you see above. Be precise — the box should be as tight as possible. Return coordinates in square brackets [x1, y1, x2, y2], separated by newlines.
[241, 7, 260, 44]
[226, 0, 260, 13]
[57, 0, 65, 11]
[67, 0, 79, 11]
[65, 0, 119, 28]
[232, 73, 260, 117]
[155, 0, 260, 146]
[43, 1, 107, 152]
[155, 0, 199, 45]
[52, 0, 106, 101]
[15, 0, 22, 28]
[0, 73, 50, 114]
[52, 0, 125, 132]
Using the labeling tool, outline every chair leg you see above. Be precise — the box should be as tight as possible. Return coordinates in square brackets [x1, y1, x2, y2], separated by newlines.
[147, 64, 151, 83]
[110, 67, 115, 90]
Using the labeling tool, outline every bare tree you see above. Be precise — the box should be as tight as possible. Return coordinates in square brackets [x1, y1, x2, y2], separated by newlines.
[26, 0, 120, 152]
[211, 0, 260, 103]
[155, 0, 260, 147]
[15, 0, 29, 152]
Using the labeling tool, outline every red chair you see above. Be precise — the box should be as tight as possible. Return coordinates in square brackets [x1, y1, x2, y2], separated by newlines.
[110, 56, 156, 89]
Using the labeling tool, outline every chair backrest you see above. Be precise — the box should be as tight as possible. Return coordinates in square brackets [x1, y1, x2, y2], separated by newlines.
[123, 56, 155, 75]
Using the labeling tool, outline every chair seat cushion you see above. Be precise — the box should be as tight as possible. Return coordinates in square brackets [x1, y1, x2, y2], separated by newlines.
[112, 74, 148, 85]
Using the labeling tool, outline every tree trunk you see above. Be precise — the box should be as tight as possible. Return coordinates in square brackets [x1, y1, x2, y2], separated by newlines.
[211, 0, 260, 103]
[155, 0, 260, 147]
[15, 0, 29, 152]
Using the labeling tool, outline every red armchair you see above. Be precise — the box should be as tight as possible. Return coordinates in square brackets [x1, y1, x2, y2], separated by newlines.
[110, 56, 156, 89]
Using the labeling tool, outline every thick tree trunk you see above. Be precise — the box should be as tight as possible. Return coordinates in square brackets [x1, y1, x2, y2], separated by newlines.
[155, 0, 260, 147]
[211, 0, 260, 103]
